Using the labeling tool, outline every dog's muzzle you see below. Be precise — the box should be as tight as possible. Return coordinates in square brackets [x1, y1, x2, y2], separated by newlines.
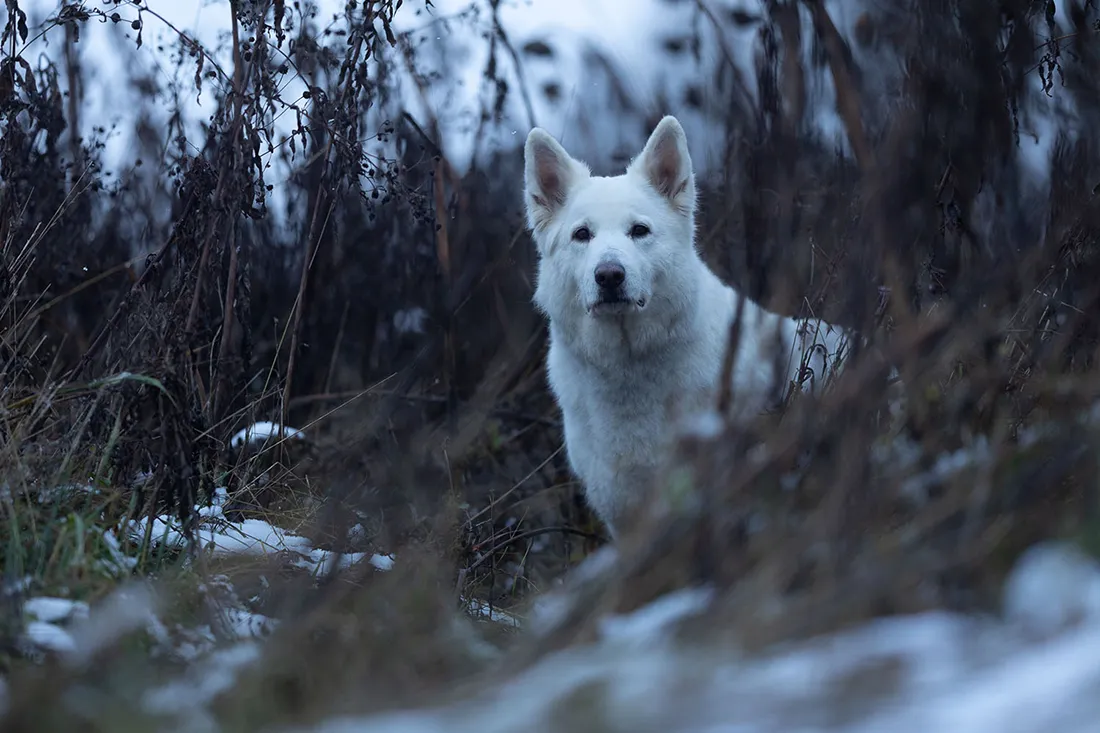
[591, 262, 647, 314]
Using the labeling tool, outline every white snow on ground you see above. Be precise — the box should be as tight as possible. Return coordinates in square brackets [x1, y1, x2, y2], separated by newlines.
[15, 468, 395, 666]
[143, 641, 263, 720]
[229, 421, 306, 449]
[21, 621, 78, 655]
[17, 584, 164, 663]
[293, 541, 1100, 733]
[99, 528, 140, 576]
[597, 586, 714, 648]
[12, 514, 1100, 732]
[66, 583, 168, 665]
[18, 597, 89, 655]
[465, 599, 522, 628]
[129, 484, 395, 577]
[23, 596, 90, 624]
[1004, 542, 1100, 638]
[368, 553, 395, 571]
[527, 544, 619, 633]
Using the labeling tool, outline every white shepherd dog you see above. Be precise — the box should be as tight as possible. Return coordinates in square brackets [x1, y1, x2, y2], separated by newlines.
[524, 116, 853, 538]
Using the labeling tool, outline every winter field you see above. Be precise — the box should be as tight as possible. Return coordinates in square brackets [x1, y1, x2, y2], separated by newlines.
[2, 0, 1100, 731]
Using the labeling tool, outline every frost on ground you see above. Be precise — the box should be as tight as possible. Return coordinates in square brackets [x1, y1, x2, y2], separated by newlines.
[297, 542, 1100, 733]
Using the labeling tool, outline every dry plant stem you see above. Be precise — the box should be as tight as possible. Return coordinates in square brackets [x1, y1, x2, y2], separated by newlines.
[70, 176, 171, 380]
[769, 5, 805, 278]
[804, 0, 894, 335]
[464, 526, 603, 574]
[803, 0, 873, 171]
[717, 292, 747, 415]
[279, 15, 368, 438]
[465, 444, 566, 527]
[694, 0, 757, 111]
[322, 300, 350, 398]
[774, 1, 806, 137]
[63, 19, 81, 185]
[488, 0, 536, 130]
[722, 319, 949, 596]
[434, 154, 455, 414]
[213, 215, 241, 419]
[185, 5, 249, 337]
[877, 114, 928, 336]
[287, 387, 560, 427]
[211, 8, 249, 421]
[279, 189, 336, 441]
[400, 83, 463, 421]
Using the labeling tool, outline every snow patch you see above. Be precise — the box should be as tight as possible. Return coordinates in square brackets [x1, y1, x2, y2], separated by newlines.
[597, 587, 714, 647]
[22, 621, 77, 655]
[1004, 542, 1100, 638]
[129, 485, 393, 577]
[393, 307, 428, 335]
[230, 421, 306, 449]
[369, 553, 396, 571]
[143, 641, 262, 720]
[23, 597, 90, 624]
[465, 599, 522, 628]
[66, 583, 164, 666]
[296, 542, 1100, 733]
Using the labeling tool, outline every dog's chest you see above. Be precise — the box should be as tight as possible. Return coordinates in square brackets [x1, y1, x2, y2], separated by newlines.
[549, 345, 716, 474]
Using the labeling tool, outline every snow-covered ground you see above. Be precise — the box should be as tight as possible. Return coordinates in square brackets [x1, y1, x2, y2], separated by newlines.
[8, 423, 1100, 731]
[12, 539, 1100, 732]
[11, 422, 393, 663]
[128, 420, 396, 577]
[129, 483, 395, 576]
[290, 542, 1100, 733]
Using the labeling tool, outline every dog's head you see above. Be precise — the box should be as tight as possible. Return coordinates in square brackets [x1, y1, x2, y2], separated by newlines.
[523, 116, 697, 322]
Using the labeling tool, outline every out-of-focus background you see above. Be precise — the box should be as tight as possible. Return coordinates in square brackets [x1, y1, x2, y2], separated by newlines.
[2, 1, 1100, 730]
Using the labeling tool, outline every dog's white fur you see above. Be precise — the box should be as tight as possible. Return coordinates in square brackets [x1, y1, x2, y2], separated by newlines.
[524, 116, 851, 538]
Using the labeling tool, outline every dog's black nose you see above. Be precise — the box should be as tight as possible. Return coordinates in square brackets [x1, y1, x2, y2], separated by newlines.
[594, 262, 626, 289]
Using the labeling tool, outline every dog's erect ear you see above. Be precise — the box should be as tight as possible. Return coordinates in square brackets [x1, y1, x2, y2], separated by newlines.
[525, 128, 586, 233]
[630, 116, 695, 215]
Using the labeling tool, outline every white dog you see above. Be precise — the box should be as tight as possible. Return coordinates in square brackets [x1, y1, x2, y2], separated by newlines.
[524, 116, 852, 538]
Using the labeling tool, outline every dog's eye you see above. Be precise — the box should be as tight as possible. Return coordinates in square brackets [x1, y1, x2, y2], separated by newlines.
[572, 226, 593, 242]
[630, 223, 651, 238]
